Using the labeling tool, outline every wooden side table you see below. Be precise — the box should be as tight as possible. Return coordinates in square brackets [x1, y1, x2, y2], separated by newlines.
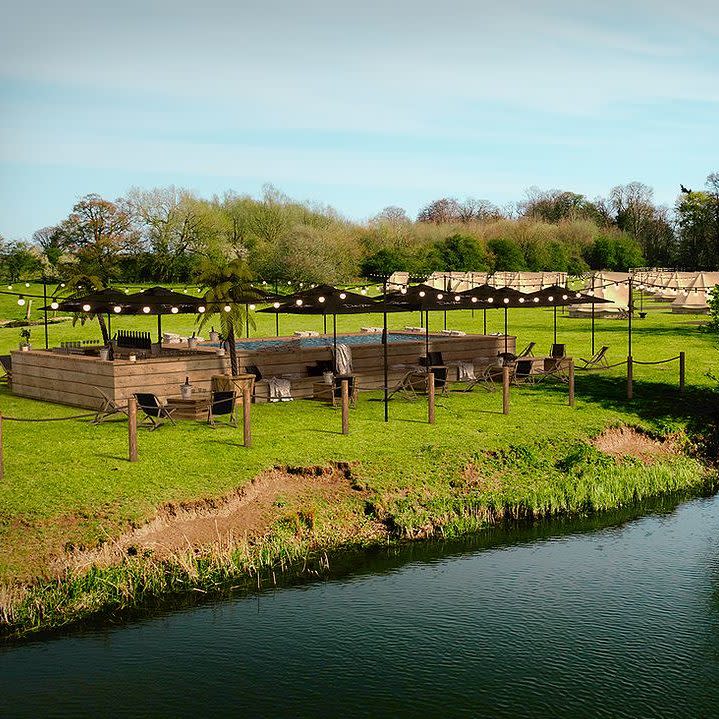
[165, 392, 211, 420]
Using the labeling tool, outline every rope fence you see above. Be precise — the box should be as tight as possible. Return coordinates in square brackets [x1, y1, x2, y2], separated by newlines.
[0, 351, 687, 479]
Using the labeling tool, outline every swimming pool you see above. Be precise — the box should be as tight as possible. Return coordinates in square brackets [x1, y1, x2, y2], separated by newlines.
[228, 332, 425, 352]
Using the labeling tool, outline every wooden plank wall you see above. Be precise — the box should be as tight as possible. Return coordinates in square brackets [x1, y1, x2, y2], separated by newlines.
[10, 334, 514, 408]
[11, 350, 230, 409]
[240, 334, 514, 401]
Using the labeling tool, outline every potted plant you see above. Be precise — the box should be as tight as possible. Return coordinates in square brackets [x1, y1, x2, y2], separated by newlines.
[19, 328, 31, 351]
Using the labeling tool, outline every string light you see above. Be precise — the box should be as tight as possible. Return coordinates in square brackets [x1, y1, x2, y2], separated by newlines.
[339, 293, 346, 299]
[360, 288, 367, 295]
[518, 297, 525, 303]
[223, 304, 232, 312]
[437, 293, 443, 299]
[471, 297, 478, 303]
[171, 306, 179, 314]
[488, 297, 494, 303]
[24, 282, 30, 288]
[50, 301, 59, 310]
[142, 306, 151, 314]
[17, 296, 25, 306]
[273, 302, 280, 309]
[548, 296, 554, 302]
[318, 296, 326, 303]
[198, 306, 206, 313]
[249, 304, 256, 311]
[419, 291, 426, 298]
[82, 304, 91, 312]
[113, 305, 122, 313]
[295, 299, 303, 306]
[503, 297, 509, 304]
[533, 297, 539, 303]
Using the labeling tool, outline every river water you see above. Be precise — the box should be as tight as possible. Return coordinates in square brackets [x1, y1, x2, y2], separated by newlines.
[2, 493, 719, 718]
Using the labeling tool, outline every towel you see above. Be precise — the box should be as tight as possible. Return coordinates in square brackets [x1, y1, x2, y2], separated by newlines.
[458, 361, 476, 381]
[268, 377, 292, 402]
[335, 343, 353, 375]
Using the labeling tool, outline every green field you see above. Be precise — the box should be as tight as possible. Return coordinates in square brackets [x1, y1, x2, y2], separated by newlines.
[1, 286, 717, 635]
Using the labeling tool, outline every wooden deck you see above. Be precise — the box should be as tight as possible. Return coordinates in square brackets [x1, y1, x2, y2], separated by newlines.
[10, 333, 515, 409]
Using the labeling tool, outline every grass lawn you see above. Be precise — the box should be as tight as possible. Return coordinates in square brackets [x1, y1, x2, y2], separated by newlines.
[1, 286, 718, 635]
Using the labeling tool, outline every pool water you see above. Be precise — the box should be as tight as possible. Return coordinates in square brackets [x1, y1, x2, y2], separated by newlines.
[228, 332, 425, 351]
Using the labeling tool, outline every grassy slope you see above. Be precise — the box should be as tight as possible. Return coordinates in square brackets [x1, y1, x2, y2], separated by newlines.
[0, 287, 717, 587]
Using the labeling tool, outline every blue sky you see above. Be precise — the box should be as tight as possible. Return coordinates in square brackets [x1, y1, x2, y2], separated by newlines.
[1, 0, 718, 239]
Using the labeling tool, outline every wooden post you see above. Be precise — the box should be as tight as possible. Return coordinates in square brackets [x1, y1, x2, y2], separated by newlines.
[0, 412, 4, 480]
[679, 351, 685, 393]
[627, 355, 633, 400]
[428, 371, 436, 424]
[128, 397, 138, 462]
[242, 386, 252, 447]
[341, 379, 349, 435]
[568, 359, 575, 407]
[502, 366, 510, 415]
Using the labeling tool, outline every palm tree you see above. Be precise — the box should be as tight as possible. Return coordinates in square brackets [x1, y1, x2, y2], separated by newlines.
[196, 258, 260, 376]
[56, 271, 112, 345]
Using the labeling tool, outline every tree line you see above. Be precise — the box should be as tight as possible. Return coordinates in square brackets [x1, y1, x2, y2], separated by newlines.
[1, 173, 717, 284]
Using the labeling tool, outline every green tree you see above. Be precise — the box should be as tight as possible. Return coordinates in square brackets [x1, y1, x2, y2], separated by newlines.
[487, 237, 526, 271]
[359, 248, 411, 278]
[53, 194, 139, 282]
[58, 272, 112, 345]
[195, 258, 258, 377]
[429, 233, 490, 271]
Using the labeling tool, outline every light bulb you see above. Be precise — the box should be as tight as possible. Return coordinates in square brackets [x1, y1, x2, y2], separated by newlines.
[113, 305, 122, 313]
[319, 296, 325, 303]
[400, 288, 407, 295]
[142, 306, 151, 314]
[519, 298, 525, 303]
[24, 282, 30, 288]
[171, 306, 179, 314]
[17, 296, 25, 306]
[198, 306, 206, 313]
[361, 288, 367, 295]
[454, 295, 461, 301]
[562, 294, 568, 300]
[503, 298, 509, 304]
[339, 293, 346, 299]
[488, 298, 494, 303]
[548, 296, 554, 302]
[273, 302, 280, 309]
[296, 299, 303, 306]
[50, 301, 59, 310]
[82, 304, 91, 312]
[471, 297, 478, 303]
[419, 291, 426, 298]
[223, 304, 231, 312]
[249, 304, 256, 310]
[60, 283, 65, 288]
[437, 293, 443, 300]
[533, 297, 539, 303]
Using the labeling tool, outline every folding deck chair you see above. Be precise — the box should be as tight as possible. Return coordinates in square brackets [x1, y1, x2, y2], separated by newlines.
[516, 342, 536, 358]
[207, 391, 237, 427]
[134, 393, 176, 430]
[0, 355, 11, 387]
[92, 387, 128, 424]
[578, 346, 610, 369]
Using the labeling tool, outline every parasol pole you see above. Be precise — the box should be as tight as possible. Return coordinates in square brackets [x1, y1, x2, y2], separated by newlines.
[383, 278, 389, 423]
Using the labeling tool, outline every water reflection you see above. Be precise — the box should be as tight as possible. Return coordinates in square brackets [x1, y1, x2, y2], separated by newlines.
[2, 492, 719, 718]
